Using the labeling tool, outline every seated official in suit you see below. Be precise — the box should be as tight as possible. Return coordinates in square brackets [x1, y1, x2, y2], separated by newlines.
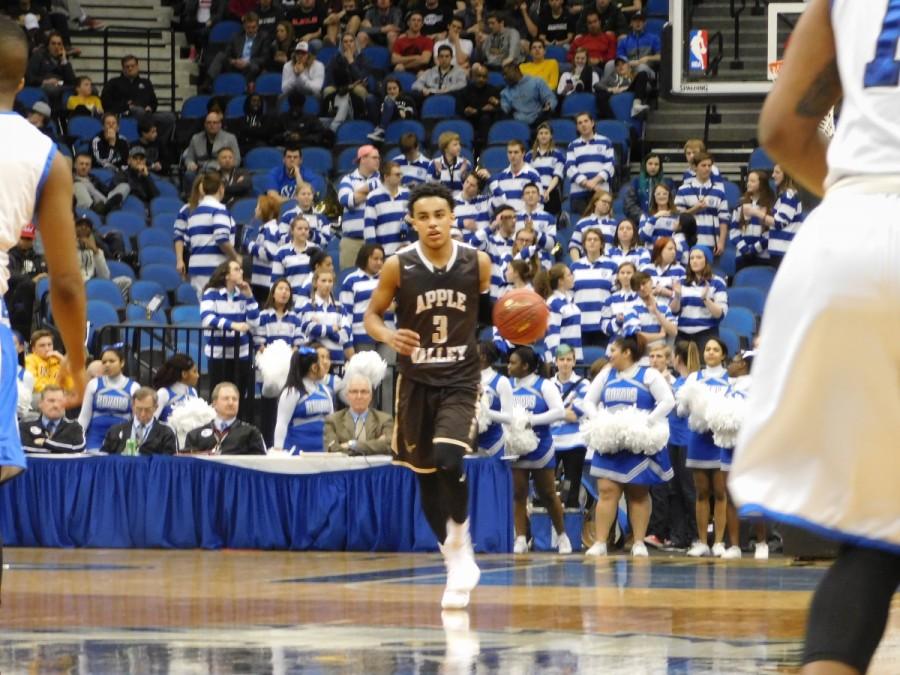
[183, 382, 266, 454]
[19, 385, 85, 453]
[324, 374, 393, 456]
[100, 387, 177, 455]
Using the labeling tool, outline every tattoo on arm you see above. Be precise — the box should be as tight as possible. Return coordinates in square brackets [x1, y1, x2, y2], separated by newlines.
[795, 58, 841, 118]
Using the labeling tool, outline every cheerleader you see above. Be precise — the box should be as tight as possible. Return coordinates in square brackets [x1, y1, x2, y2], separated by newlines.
[600, 262, 640, 343]
[731, 169, 775, 271]
[608, 219, 651, 270]
[254, 278, 304, 445]
[669, 246, 728, 353]
[551, 345, 589, 508]
[273, 348, 334, 453]
[682, 337, 732, 558]
[314, 342, 344, 406]
[299, 268, 353, 365]
[477, 342, 514, 459]
[525, 122, 565, 214]
[152, 353, 199, 423]
[270, 216, 318, 301]
[639, 183, 679, 245]
[582, 336, 675, 557]
[645, 236, 686, 301]
[245, 194, 288, 303]
[501, 346, 569, 554]
[77, 345, 139, 451]
[537, 264, 583, 364]
[762, 164, 803, 267]
[568, 190, 617, 260]
[570, 228, 617, 348]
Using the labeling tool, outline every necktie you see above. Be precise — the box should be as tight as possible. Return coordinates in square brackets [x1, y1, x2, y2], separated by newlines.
[354, 416, 367, 441]
[133, 424, 144, 443]
[46, 420, 57, 437]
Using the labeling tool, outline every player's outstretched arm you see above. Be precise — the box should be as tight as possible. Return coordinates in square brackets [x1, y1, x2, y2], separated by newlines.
[758, 0, 839, 196]
[364, 255, 420, 355]
[38, 153, 88, 404]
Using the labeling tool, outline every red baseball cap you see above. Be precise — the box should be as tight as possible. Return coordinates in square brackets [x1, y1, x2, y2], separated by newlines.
[20, 224, 35, 239]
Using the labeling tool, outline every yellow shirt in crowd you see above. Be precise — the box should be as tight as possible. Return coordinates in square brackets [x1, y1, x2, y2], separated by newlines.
[25, 353, 62, 393]
[520, 60, 560, 91]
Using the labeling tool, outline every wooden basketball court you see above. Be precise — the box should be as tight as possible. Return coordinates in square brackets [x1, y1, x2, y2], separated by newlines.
[1, 547, 898, 672]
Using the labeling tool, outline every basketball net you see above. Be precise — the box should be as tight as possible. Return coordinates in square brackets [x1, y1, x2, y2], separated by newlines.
[769, 59, 836, 138]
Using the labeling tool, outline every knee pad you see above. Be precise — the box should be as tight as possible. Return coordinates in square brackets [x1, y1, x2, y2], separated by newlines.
[433, 441, 465, 478]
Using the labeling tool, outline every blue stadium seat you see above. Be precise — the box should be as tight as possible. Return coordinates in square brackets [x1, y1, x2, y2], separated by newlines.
[140, 264, 183, 292]
[336, 146, 360, 174]
[209, 20, 241, 44]
[713, 247, 736, 280]
[487, 71, 505, 88]
[86, 278, 125, 310]
[646, 0, 669, 16]
[231, 197, 257, 224]
[126, 304, 167, 325]
[152, 177, 179, 199]
[107, 260, 136, 281]
[733, 265, 776, 292]
[67, 116, 102, 148]
[336, 120, 375, 145]
[748, 147, 775, 172]
[487, 119, 531, 145]
[224, 95, 246, 119]
[151, 212, 177, 231]
[421, 95, 457, 120]
[390, 71, 416, 92]
[645, 18, 666, 38]
[385, 120, 426, 144]
[212, 73, 247, 96]
[130, 279, 168, 308]
[255, 72, 282, 97]
[91, 168, 114, 185]
[548, 118, 577, 145]
[582, 346, 607, 367]
[316, 46, 337, 65]
[720, 307, 756, 341]
[431, 119, 474, 149]
[121, 195, 148, 216]
[362, 46, 391, 72]
[139, 245, 177, 268]
[180, 95, 211, 119]
[75, 208, 103, 229]
[86, 300, 120, 348]
[727, 286, 766, 316]
[175, 282, 200, 306]
[718, 327, 740, 359]
[303, 146, 333, 175]
[137, 228, 173, 249]
[479, 146, 509, 173]
[15, 87, 47, 110]
[171, 305, 201, 324]
[150, 197, 183, 217]
[326, 237, 341, 270]
[722, 180, 742, 210]
[595, 120, 630, 163]
[251, 173, 269, 195]
[105, 211, 145, 239]
[560, 93, 597, 118]
[119, 117, 139, 143]
[303, 96, 320, 116]
[545, 45, 568, 63]
[244, 146, 283, 170]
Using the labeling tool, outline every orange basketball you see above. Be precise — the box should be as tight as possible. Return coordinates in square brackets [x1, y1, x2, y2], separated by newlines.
[492, 288, 549, 345]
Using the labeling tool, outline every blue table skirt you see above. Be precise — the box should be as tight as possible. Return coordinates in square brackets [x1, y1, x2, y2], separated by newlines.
[0, 456, 513, 553]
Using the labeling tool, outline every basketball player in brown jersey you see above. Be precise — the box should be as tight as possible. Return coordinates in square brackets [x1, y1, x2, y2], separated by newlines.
[365, 183, 492, 610]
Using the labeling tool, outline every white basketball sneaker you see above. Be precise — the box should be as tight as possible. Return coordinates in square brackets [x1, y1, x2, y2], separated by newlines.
[585, 541, 607, 557]
[441, 520, 481, 610]
[557, 533, 572, 555]
[686, 541, 711, 557]
[711, 542, 727, 557]
[513, 535, 529, 554]
[631, 542, 649, 557]
[722, 545, 742, 560]
[754, 542, 769, 560]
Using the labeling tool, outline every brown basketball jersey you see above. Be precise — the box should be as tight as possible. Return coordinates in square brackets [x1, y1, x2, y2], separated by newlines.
[395, 241, 481, 387]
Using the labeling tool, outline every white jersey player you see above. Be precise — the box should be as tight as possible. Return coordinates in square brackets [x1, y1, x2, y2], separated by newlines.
[0, 18, 87, 585]
[729, 0, 900, 673]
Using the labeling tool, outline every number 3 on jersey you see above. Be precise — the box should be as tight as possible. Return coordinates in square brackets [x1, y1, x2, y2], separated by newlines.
[432, 315, 448, 344]
[865, 0, 900, 87]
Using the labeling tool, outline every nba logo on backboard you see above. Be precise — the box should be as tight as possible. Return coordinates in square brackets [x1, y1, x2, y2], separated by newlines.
[689, 30, 708, 73]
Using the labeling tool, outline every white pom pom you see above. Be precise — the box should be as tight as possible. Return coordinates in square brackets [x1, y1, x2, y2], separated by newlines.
[677, 380, 715, 432]
[580, 409, 620, 455]
[503, 407, 539, 457]
[476, 393, 492, 434]
[256, 340, 294, 398]
[676, 379, 702, 418]
[706, 394, 747, 449]
[167, 397, 217, 448]
[343, 350, 388, 389]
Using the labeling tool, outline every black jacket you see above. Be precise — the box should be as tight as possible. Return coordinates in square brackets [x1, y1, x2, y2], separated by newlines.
[7, 246, 47, 287]
[100, 418, 177, 455]
[224, 31, 271, 69]
[125, 167, 160, 203]
[19, 417, 85, 453]
[184, 419, 266, 455]
[100, 74, 160, 115]
[25, 48, 76, 89]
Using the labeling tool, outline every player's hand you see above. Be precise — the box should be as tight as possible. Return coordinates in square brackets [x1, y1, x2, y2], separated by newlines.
[389, 328, 420, 356]
[59, 358, 88, 409]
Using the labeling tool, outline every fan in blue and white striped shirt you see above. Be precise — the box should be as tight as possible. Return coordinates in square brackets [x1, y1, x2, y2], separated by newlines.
[671, 246, 728, 337]
[565, 113, 616, 212]
[568, 190, 617, 259]
[570, 227, 617, 340]
[338, 163, 381, 242]
[674, 154, 730, 253]
[246, 195, 290, 292]
[271, 218, 318, 302]
[253, 278, 304, 350]
[469, 206, 517, 299]
[184, 176, 238, 296]
[280, 183, 333, 248]
[201, 260, 260, 361]
[525, 125, 565, 204]
[391, 133, 431, 186]
[543, 265, 583, 364]
[454, 174, 492, 242]
[298, 270, 353, 364]
[639, 182, 679, 244]
[764, 165, 804, 264]
[339, 243, 396, 349]
[608, 219, 652, 271]
[364, 162, 411, 256]
[488, 141, 543, 213]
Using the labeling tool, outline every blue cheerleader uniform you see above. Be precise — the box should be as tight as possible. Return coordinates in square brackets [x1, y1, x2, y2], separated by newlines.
[684, 366, 730, 470]
[275, 381, 334, 454]
[589, 366, 674, 484]
[479, 368, 511, 459]
[79, 375, 140, 451]
[508, 374, 565, 470]
[156, 383, 198, 423]
[669, 375, 690, 448]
